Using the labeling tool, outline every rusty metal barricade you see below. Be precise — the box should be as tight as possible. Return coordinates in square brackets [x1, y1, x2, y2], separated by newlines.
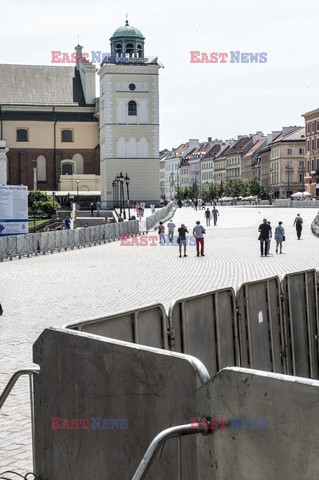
[168, 288, 239, 376]
[282, 269, 319, 379]
[237, 276, 286, 374]
[64, 303, 169, 350]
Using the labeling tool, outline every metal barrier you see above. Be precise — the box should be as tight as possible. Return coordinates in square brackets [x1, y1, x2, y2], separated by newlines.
[282, 269, 319, 379]
[33, 328, 209, 479]
[0, 220, 139, 261]
[64, 304, 169, 350]
[196, 367, 319, 480]
[0, 367, 40, 470]
[168, 288, 239, 377]
[237, 276, 286, 374]
[146, 202, 176, 231]
[132, 423, 207, 480]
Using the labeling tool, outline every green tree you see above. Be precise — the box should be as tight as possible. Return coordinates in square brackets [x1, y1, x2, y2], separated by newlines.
[28, 190, 60, 218]
[246, 176, 263, 196]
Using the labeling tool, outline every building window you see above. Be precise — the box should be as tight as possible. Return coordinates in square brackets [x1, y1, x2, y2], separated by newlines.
[317, 121, 319, 131]
[17, 129, 28, 142]
[317, 138, 319, 152]
[299, 148, 305, 155]
[287, 148, 292, 155]
[37, 154, 47, 182]
[61, 130, 73, 142]
[128, 100, 137, 116]
[307, 123, 310, 134]
[312, 139, 315, 151]
[307, 140, 310, 151]
[61, 163, 74, 175]
[311, 122, 315, 133]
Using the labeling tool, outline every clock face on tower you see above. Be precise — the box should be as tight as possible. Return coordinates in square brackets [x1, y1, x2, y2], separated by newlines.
[129, 83, 136, 91]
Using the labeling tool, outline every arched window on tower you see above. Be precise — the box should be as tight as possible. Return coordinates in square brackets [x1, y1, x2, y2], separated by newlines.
[115, 43, 122, 55]
[137, 44, 143, 58]
[125, 43, 134, 57]
[128, 100, 137, 116]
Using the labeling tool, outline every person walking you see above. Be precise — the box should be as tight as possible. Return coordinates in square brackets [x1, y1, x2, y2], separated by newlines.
[266, 221, 272, 254]
[204, 208, 211, 226]
[258, 218, 272, 257]
[157, 221, 166, 244]
[293, 213, 303, 239]
[64, 216, 71, 229]
[212, 206, 219, 226]
[275, 221, 285, 254]
[193, 220, 206, 257]
[96, 201, 101, 216]
[167, 220, 176, 243]
[177, 223, 189, 257]
[90, 202, 94, 216]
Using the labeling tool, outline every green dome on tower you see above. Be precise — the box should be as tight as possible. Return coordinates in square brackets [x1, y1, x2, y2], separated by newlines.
[111, 21, 145, 40]
[110, 20, 145, 58]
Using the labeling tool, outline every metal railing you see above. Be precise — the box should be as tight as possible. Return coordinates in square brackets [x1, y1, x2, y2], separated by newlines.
[146, 202, 176, 231]
[132, 421, 210, 480]
[0, 220, 139, 261]
[0, 367, 40, 470]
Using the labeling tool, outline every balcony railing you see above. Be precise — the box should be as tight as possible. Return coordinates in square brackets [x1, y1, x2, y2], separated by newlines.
[101, 55, 159, 66]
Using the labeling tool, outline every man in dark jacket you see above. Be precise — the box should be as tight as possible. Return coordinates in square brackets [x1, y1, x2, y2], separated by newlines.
[258, 218, 272, 256]
[293, 213, 303, 239]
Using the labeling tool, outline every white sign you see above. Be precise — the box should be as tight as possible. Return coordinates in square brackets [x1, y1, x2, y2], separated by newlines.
[0, 186, 28, 236]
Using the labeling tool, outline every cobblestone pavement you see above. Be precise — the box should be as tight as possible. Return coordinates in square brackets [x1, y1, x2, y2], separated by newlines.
[1, 205, 319, 474]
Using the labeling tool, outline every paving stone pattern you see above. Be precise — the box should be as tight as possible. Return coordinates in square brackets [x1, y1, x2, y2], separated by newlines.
[1, 206, 319, 474]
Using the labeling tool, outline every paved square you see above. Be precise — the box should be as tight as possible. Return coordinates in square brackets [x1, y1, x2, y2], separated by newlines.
[1, 205, 318, 473]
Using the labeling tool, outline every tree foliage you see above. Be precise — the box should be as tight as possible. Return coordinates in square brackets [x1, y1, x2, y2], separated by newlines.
[28, 190, 60, 218]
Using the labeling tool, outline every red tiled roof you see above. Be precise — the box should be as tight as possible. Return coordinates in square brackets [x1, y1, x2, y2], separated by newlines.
[244, 138, 266, 157]
[225, 137, 251, 155]
[203, 144, 221, 159]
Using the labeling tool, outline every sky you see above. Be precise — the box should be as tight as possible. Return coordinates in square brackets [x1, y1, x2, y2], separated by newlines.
[1, 0, 319, 150]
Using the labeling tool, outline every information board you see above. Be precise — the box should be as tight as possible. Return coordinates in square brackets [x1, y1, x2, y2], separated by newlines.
[0, 186, 28, 236]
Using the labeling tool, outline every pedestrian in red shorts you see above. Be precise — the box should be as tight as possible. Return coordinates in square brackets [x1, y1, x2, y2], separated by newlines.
[193, 220, 206, 256]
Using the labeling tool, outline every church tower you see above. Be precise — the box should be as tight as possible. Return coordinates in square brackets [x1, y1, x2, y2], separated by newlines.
[99, 20, 161, 208]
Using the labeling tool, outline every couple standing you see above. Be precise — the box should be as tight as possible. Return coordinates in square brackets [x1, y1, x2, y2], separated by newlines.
[258, 218, 285, 256]
[177, 221, 206, 257]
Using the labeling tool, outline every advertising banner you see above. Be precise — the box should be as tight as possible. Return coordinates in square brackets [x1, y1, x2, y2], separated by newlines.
[0, 185, 28, 236]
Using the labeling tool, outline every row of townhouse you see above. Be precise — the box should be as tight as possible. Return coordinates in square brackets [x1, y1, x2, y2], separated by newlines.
[160, 117, 318, 199]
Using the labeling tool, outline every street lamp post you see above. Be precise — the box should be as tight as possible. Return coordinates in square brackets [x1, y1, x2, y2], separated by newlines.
[125, 173, 130, 219]
[115, 174, 120, 209]
[76, 180, 79, 203]
[170, 172, 174, 199]
[33, 199, 37, 233]
[119, 172, 125, 219]
[112, 181, 116, 209]
[32, 159, 37, 191]
[286, 162, 293, 198]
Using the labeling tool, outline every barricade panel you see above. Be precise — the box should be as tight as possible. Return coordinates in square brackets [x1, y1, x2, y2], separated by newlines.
[65, 304, 168, 349]
[33, 328, 200, 479]
[282, 269, 319, 379]
[168, 288, 238, 376]
[237, 276, 285, 373]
